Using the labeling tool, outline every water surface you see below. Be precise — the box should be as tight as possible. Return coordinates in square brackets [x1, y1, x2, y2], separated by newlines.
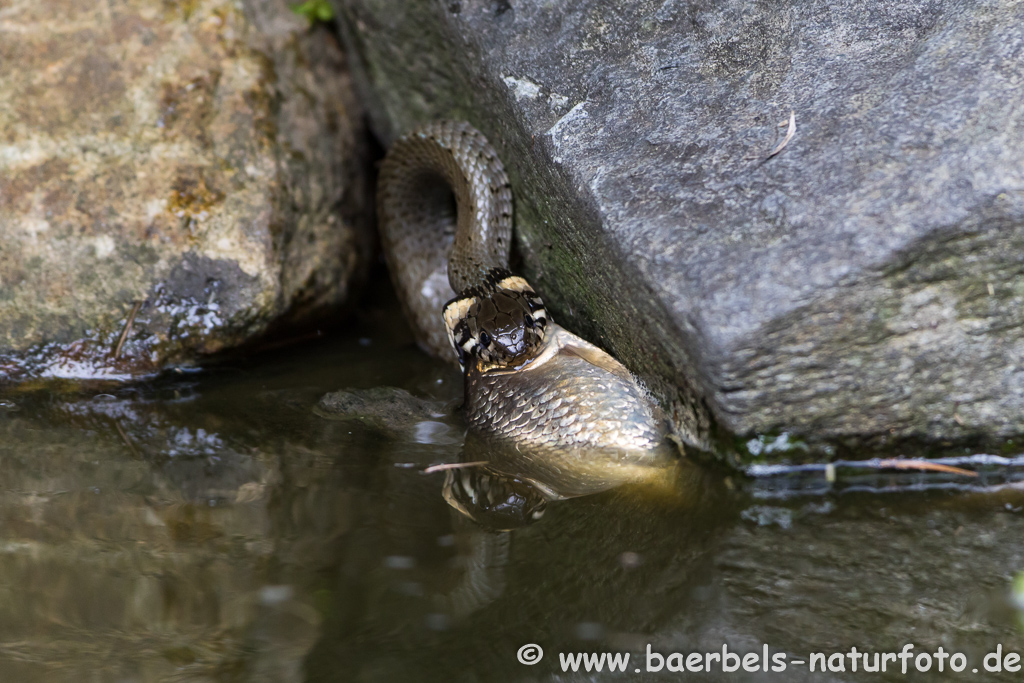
[2, 287, 1023, 682]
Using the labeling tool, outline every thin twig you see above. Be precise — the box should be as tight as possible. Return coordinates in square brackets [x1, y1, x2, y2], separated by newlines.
[767, 110, 796, 158]
[112, 419, 142, 459]
[422, 461, 489, 474]
[112, 301, 143, 359]
[875, 458, 977, 477]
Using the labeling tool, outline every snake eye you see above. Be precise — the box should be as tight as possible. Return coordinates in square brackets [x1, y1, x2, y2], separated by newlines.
[478, 331, 492, 347]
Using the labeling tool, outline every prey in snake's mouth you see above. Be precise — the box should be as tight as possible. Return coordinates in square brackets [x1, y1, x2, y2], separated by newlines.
[442, 267, 549, 372]
[382, 121, 670, 470]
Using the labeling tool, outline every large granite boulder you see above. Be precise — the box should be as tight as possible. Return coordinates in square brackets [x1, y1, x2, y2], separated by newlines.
[0, 0, 371, 381]
[334, 0, 1024, 458]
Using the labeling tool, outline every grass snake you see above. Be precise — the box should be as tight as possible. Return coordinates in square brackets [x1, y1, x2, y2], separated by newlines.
[377, 121, 673, 491]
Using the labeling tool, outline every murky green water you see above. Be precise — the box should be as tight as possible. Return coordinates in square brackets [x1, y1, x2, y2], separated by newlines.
[2, 281, 1024, 682]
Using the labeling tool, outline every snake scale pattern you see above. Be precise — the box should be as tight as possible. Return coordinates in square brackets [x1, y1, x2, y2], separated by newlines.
[378, 120, 670, 463]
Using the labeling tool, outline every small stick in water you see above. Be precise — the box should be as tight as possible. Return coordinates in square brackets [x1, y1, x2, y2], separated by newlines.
[113, 419, 142, 459]
[875, 458, 977, 477]
[422, 461, 489, 474]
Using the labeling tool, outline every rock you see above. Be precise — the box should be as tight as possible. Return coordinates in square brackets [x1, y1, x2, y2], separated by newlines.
[0, 0, 372, 381]
[333, 0, 1024, 457]
[315, 386, 450, 434]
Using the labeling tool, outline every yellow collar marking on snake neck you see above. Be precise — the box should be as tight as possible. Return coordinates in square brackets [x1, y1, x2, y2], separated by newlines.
[442, 268, 549, 372]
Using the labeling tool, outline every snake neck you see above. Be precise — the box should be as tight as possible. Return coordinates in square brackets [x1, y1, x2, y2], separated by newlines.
[379, 120, 548, 369]
[379, 120, 514, 295]
[377, 121, 517, 362]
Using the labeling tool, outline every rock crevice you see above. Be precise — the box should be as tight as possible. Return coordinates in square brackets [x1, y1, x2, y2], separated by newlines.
[336, 0, 1024, 456]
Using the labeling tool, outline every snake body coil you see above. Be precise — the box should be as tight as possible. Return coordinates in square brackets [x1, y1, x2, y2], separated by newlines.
[378, 121, 670, 472]
[378, 121, 513, 357]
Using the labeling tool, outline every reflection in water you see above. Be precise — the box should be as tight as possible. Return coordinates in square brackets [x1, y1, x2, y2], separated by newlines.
[442, 467, 549, 530]
[438, 433, 674, 529]
[431, 523, 511, 620]
[433, 431, 702, 630]
[438, 428, 682, 531]
[2, 286, 1024, 681]
[460, 431, 678, 500]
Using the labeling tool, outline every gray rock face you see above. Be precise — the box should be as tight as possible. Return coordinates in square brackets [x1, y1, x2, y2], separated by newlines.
[0, 0, 371, 380]
[335, 0, 1024, 456]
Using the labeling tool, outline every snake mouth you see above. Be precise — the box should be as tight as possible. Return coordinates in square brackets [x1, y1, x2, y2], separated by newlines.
[463, 322, 672, 465]
[478, 323, 636, 381]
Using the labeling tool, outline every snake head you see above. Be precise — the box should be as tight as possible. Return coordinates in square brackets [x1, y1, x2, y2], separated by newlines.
[442, 269, 548, 371]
